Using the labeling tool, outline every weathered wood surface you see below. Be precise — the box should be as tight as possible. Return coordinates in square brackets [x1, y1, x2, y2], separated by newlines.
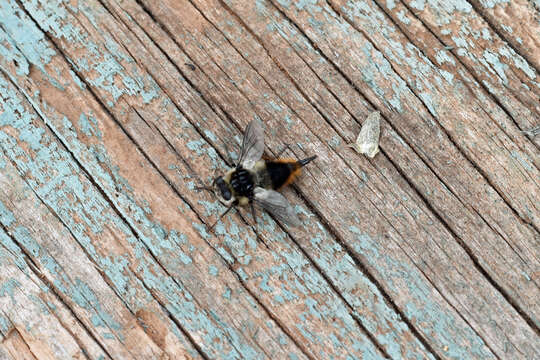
[0, 0, 538, 359]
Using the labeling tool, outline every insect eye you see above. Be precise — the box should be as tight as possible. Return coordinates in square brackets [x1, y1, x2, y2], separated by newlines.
[221, 188, 231, 200]
[215, 177, 231, 200]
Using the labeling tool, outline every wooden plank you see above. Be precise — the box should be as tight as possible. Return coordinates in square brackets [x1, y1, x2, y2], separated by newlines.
[0, 343, 16, 360]
[1, 329, 37, 360]
[0, 63, 304, 360]
[67, 0, 540, 358]
[375, 0, 540, 149]
[0, 228, 101, 359]
[314, 0, 540, 229]
[0, 0, 538, 358]
[0, 78, 201, 359]
[0, 67, 270, 359]
[118, 0, 539, 357]
[57, 0, 438, 357]
[0, 1, 391, 358]
[468, 0, 540, 72]
[202, 0, 540, 327]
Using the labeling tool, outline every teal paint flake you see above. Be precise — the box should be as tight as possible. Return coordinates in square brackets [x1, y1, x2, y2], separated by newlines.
[69, 70, 86, 89]
[295, 0, 321, 12]
[418, 92, 438, 117]
[0, 2, 55, 76]
[497, 46, 536, 80]
[483, 50, 509, 85]
[2, 0, 158, 106]
[396, 10, 411, 25]
[102, 333, 115, 340]
[500, 25, 513, 34]
[0, 278, 21, 304]
[440, 70, 454, 84]
[78, 113, 102, 138]
[409, 0, 426, 11]
[276, 0, 291, 7]
[203, 129, 218, 142]
[0, 230, 27, 272]
[0, 201, 16, 227]
[0, 313, 11, 334]
[510, 151, 534, 172]
[209, 265, 219, 276]
[434, 50, 456, 66]
[478, 0, 509, 8]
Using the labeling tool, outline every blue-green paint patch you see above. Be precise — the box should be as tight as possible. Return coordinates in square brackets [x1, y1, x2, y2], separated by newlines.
[434, 50, 456, 66]
[440, 70, 454, 84]
[0, 313, 11, 334]
[0, 3, 55, 77]
[497, 46, 536, 80]
[204, 129, 218, 142]
[409, 0, 426, 11]
[209, 265, 219, 276]
[277, 0, 291, 7]
[223, 287, 232, 300]
[4, 0, 158, 106]
[396, 10, 411, 25]
[0, 202, 16, 227]
[483, 50, 509, 85]
[78, 113, 102, 138]
[69, 70, 86, 89]
[295, 0, 320, 12]
[510, 150, 534, 172]
[0, 278, 21, 303]
[478, 0, 509, 8]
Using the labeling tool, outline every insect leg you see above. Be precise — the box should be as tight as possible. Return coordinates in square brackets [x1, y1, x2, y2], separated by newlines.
[250, 201, 262, 242]
[208, 205, 235, 230]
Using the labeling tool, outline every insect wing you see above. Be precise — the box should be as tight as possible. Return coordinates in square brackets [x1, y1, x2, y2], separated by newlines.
[254, 187, 300, 226]
[237, 119, 265, 169]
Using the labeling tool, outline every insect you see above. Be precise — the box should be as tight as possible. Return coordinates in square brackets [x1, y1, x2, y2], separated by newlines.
[196, 119, 316, 230]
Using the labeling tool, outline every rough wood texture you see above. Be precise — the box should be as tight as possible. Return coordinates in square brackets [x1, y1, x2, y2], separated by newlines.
[0, 0, 538, 359]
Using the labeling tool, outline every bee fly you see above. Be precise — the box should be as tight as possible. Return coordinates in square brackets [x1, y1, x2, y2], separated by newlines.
[196, 119, 316, 230]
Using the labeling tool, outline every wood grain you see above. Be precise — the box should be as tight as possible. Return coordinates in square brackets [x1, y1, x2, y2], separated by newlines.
[468, 0, 540, 72]
[0, 0, 538, 358]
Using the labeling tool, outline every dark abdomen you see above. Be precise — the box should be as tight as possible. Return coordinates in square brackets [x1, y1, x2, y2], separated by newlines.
[264, 160, 299, 190]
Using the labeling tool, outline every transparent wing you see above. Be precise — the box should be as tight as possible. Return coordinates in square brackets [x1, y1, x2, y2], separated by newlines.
[253, 187, 300, 226]
[237, 119, 264, 169]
